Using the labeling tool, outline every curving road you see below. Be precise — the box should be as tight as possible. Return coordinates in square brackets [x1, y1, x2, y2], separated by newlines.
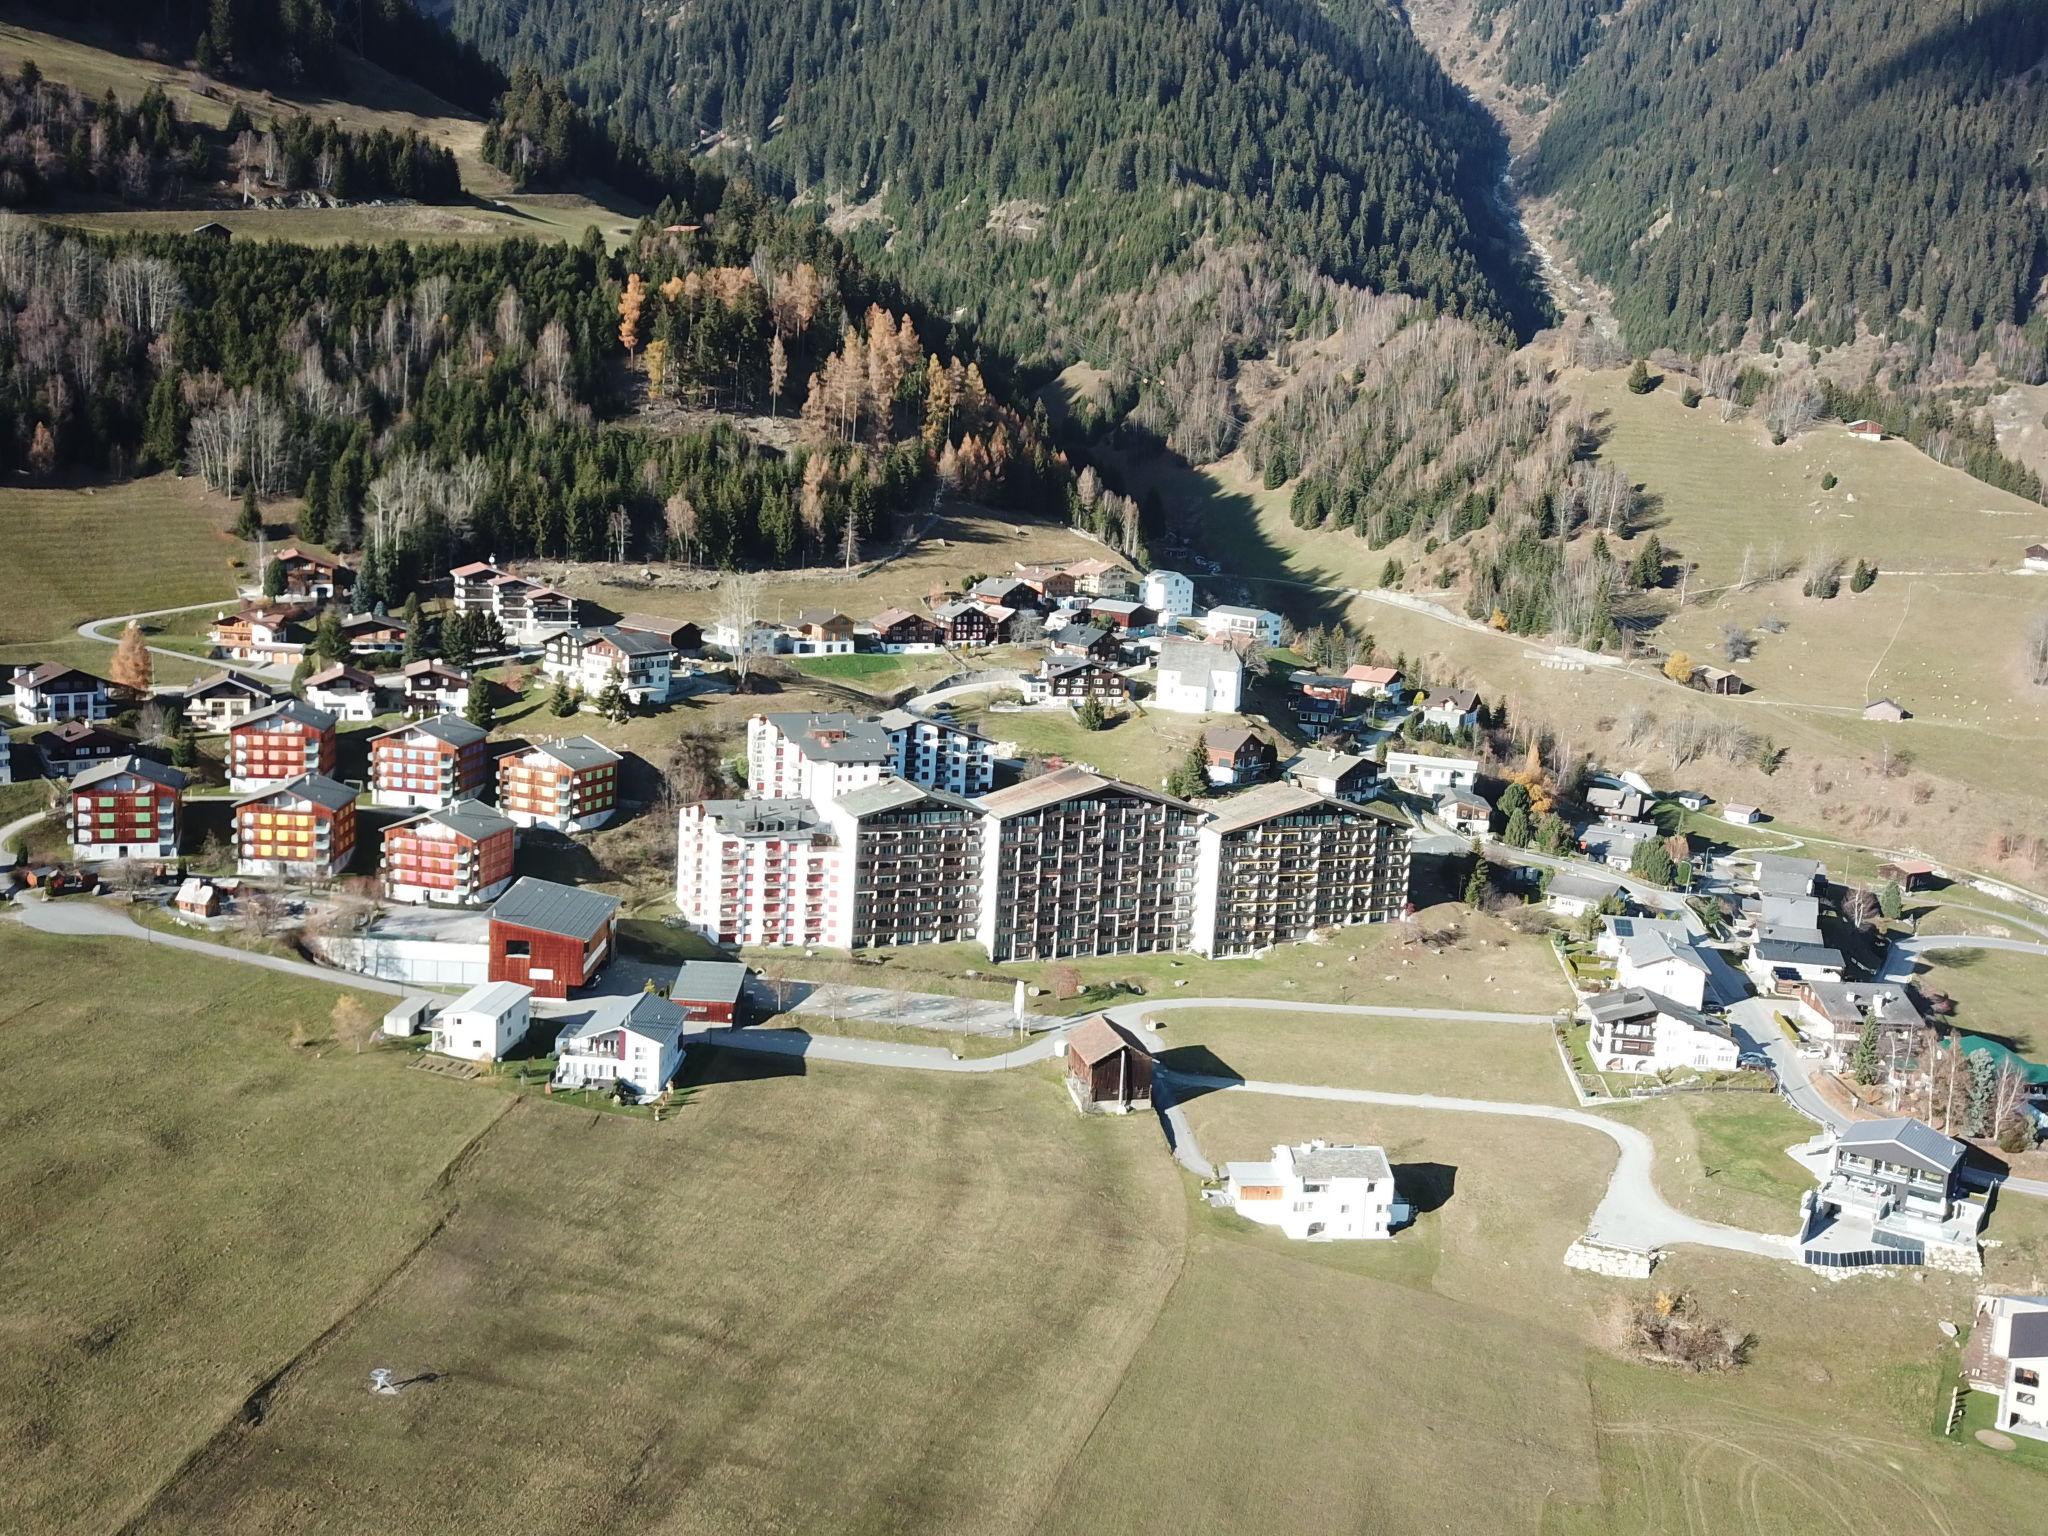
[75, 599, 276, 681]
[1876, 931, 2048, 985]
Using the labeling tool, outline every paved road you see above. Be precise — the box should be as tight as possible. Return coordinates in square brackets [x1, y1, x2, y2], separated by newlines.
[74, 600, 279, 680]
[1122, 995, 1559, 1026]
[1463, 841, 1707, 934]
[1876, 932, 2048, 985]
[900, 669, 1026, 712]
[0, 808, 48, 872]
[6, 891, 420, 997]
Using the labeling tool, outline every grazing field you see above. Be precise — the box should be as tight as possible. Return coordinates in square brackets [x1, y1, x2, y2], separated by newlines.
[1904, 945, 2048, 1058]
[1144, 1005, 1572, 1104]
[952, 697, 1230, 789]
[0, 478, 239, 645]
[1611, 1091, 1817, 1231]
[44, 193, 639, 250]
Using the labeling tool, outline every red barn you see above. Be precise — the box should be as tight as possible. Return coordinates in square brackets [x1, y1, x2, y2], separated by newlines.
[487, 876, 620, 999]
[1065, 1015, 1154, 1113]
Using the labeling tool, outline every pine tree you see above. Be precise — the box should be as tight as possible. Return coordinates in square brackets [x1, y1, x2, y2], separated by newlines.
[400, 593, 426, 664]
[1463, 848, 1490, 907]
[1504, 804, 1531, 847]
[549, 677, 577, 716]
[464, 676, 496, 729]
[1166, 741, 1208, 800]
[441, 610, 474, 667]
[1848, 558, 1876, 593]
[141, 371, 186, 473]
[300, 462, 332, 545]
[1625, 358, 1654, 394]
[311, 608, 346, 664]
[262, 557, 286, 599]
[1852, 1020, 1882, 1087]
[1878, 879, 1903, 922]
[1075, 696, 1107, 732]
[169, 722, 198, 768]
[235, 483, 261, 540]
[596, 676, 630, 722]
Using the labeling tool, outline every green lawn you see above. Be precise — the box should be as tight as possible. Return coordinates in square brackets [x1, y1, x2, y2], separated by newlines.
[1144, 1005, 1573, 1104]
[1906, 946, 2048, 1058]
[1613, 1091, 1818, 1232]
[0, 477, 239, 645]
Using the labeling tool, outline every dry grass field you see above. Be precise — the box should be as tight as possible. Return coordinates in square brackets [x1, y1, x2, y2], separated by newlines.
[1900, 945, 2048, 1058]
[1608, 1091, 1818, 1232]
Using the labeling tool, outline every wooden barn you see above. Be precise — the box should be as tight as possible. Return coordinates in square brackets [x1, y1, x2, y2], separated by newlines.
[1065, 1015, 1154, 1114]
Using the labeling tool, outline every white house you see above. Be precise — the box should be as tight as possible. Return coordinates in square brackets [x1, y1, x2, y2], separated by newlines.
[1200, 605, 1283, 649]
[302, 664, 381, 722]
[1745, 937, 1845, 995]
[1789, 979, 1922, 1068]
[1613, 923, 1712, 1010]
[541, 625, 674, 705]
[1420, 687, 1481, 733]
[1723, 802, 1763, 826]
[1139, 569, 1196, 619]
[1383, 750, 1478, 797]
[1582, 988, 1740, 1076]
[1547, 870, 1622, 919]
[1434, 786, 1490, 835]
[1224, 1141, 1399, 1241]
[1969, 1294, 2048, 1442]
[552, 991, 687, 1100]
[10, 663, 112, 724]
[1153, 638, 1244, 714]
[430, 979, 533, 1062]
[875, 708, 998, 796]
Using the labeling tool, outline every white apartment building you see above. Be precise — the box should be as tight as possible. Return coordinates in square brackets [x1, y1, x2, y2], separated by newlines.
[1225, 1141, 1399, 1241]
[1383, 750, 1479, 796]
[1200, 605, 1283, 648]
[1582, 987, 1740, 1076]
[746, 712, 894, 804]
[1153, 638, 1244, 714]
[674, 797, 845, 948]
[1139, 569, 1196, 619]
[874, 708, 998, 796]
[541, 625, 675, 705]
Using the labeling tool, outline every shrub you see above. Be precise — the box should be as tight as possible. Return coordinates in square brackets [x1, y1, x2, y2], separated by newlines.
[1820, 471, 1838, 490]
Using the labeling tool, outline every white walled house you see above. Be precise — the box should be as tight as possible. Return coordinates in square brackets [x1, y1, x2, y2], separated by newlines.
[1153, 638, 1244, 714]
[1139, 569, 1196, 619]
[1383, 750, 1479, 797]
[541, 625, 675, 705]
[1582, 988, 1740, 1076]
[747, 712, 893, 804]
[552, 992, 686, 1100]
[1200, 605, 1283, 648]
[1968, 1295, 2048, 1441]
[302, 664, 381, 721]
[430, 979, 533, 1062]
[11, 663, 113, 724]
[1613, 924, 1712, 1011]
[1225, 1141, 1399, 1241]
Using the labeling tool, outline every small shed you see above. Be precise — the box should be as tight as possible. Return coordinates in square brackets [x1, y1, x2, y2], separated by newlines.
[1844, 420, 1886, 441]
[1876, 858, 1938, 892]
[1065, 1015, 1154, 1114]
[670, 959, 749, 1025]
[1863, 698, 1908, 722]
[1695, 666, 1745, 695]
[174, 877, 220, 916]
[381, 995, 439, 1038]
[1723, 803, 1763, 826]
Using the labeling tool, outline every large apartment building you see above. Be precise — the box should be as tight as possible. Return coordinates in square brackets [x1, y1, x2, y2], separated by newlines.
[228, 698, 338, 792]
[381, 799, 518, 906]
[875, 709, 997, 796]
[68, 757, 186, 863]
[451, 560, 575, 643]
[747, 712, 894, 803]
[497, 736, 622, 832]
[821, 779, 984, 948]
[235, 773, 358, 878]
[674, 797, 841, 949]
[370, 714, 490, 809]
[975, 768, 1200, 962]
[1189, 784, 1412, 957]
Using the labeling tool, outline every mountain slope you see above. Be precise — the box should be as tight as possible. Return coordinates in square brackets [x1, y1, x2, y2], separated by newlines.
[1508, 0, 2048, 360]
[433, 0, 1548, 358]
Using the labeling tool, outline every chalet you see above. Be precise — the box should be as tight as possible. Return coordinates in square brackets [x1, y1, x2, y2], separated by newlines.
[1876, 857, 1939, 892]
[1582, 988, 1740, 1077]
[234, 773, 357, 878]
[1085, 598, 1157, 635]
[1749, 852, 1825, 898]
[968, 576, 1040, 612]
[1801, 1117, 1982, 1271]
[208, 605, 308, 666]
[430, 980, 532, 1063]
[1285, 748, 1378, 803]
[228, 698, 338, 791]
[541, 625, 673, 704]
[1384, 751, 1479, 797]
[1051, 623, 1121, 663]
[37, 720, 136, 777]
[497, 735, 622, 833]
[1420, 687, 1481, 733]
[1343, 663, 1404, 702]
[1065, 1015, 1154, 1114]
[668, 959, 749, 1025]
[181, 670, 276, 730]
[68, 757, 186, 863]
[615, 613, 701, 652]
[1965, 1294, 2048, 1442]
[1036, 654, 1129, 702]
[487, 876, 620, 998]
[787, 609, 856, 655]
[174, 877, 221, 917]
[1225, 1141, 1400, 1242]
[1434, 787, 1491, 836]
[1138, 569, 1196, 619]
[1063, 558, 1133, 598]
[1864, 698, 1908, 722]
[1203, 727, 1276, 787]
[381, 799, 518, 906]
[1587, 784, 1650, 823]
[1579, 819, 1658, 871]
[1013, 563, 1077, 601]
[1545, 870, 1622, 918]
[869, 608, 944, 652]
[1790, 980, 1922, 1070]
[369, 714, 490, 809]
[1202, 605, 1283, 648]
[553, 992, 687, 1099]
[1290, 673, 1352, 738]
[339, 612, 408, 659]
[1844, 420, 1887, 442]
[10, 663, 113, 723]
[1745, 936, 1846, 994]
[1696, 665, 1746, 695]
[2024, 544, 2048, 574]
[935, 601, 1004, 647]
[1613, 922, 1712, 1009]
[389, 658, 471, 718]
[302, 663, 381, 721]
[268, 546, 354, 600]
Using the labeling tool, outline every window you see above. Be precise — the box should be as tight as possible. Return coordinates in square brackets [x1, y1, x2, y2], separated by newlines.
[504, 939, 531, 958]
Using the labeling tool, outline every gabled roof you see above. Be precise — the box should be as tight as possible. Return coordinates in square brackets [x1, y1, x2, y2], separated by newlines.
[1157, 637, 1242, 677]
[521, 735, 621, 772]
[451, 561, 508, 579]
[489, 876, 619, 941]
[13, 662, 108, 692]
[237, 697, 337, 733]
[1067, 1014, 1149, 1066]
[1286, 747, 1376, 783]
[72, 755, 186, 793]
[616, 612, 695, 637]
[1547, 871, 1622, 904]
[670, 959, 749, 1008]
[234, 772, 356, 812]
[1206, 604, 1275, 622]
[373, 712, 487, 748]
[392, 798, 515, 843]
[400, 658, 471, 682]
[559, 991, 685, 1048]
[1293, 1143, 1392, 1182]
[1042, 653, 1117, 678]
[1752, 937, 1844, 967]
[977, 765, 1192, 818]
[1202, 726, 1260, 754]
[1835, 1117, 1965, 1178]
[1344, 664, 1401, 686]
[41, 720, 133, 748]
[186, 670, 274, 699]
[1205, 781, 1402, 836]
[445, 979, 531, 1017]
[933, 601, 988, 623]
[869, 606, 927, 630]
[829, 777, 981, 819]
[591, 625, 674, 657]
[305, 663, 377, 689]
[1427, 687, 1481, 712]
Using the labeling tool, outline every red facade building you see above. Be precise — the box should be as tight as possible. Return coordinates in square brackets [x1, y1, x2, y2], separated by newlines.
[486, 876, 620, 999]
[381, 799, 518, 906]
[229, 698, 338, 791]
[370, 713, 490, 809]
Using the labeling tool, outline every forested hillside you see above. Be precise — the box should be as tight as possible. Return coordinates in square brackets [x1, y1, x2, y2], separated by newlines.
[1509, 0, 2048, 365]
[433, 0, 1547, 359]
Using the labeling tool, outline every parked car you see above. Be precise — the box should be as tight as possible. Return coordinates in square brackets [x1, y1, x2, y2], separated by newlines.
[1737, 1051, 1772, 1070]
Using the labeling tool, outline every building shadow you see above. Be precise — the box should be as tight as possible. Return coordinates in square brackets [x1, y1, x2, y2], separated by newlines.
[1154, 1045, 1244, 1102]
[1391, 1161, 1457, 1215]
[685, 1037, 809, 1083]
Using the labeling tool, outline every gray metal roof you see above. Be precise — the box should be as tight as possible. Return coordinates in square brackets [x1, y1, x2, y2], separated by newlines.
[977, 765, 1193, 818]
[1157, 637, 1242, 677]
[186, 670, 273, 698]
[239, 697, 337, 732]
[696, 797, 825, 838]
[1203, 781, 1392, 837]
[670, 959, 749, 1007]
[527, 735, 621, 771]
[760, 712, 894, 763]
[1286, 748, 1375, 783]
[1835, 1117, 1965, 1177]
[489, 876, 620, 941]
[558, 991, 685, 1047]
[71, 755, 186, 792]
[829, 777, 982, 819]
[1294, 1144, 1392, 1182]
[1548, 871, 1622, 903]
[399, 798, 515, 842]
[233, 772, 357, 812]
[594, 625, 675, 656]
[445, 979, 532, 1018]
[1753, 937, 1844, 967]
[374, 712, 487, 747]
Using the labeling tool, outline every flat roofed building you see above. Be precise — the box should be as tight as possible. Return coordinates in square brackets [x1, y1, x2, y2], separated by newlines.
[1190, 783, 1411, 957]
[874, 708, 998, 796]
